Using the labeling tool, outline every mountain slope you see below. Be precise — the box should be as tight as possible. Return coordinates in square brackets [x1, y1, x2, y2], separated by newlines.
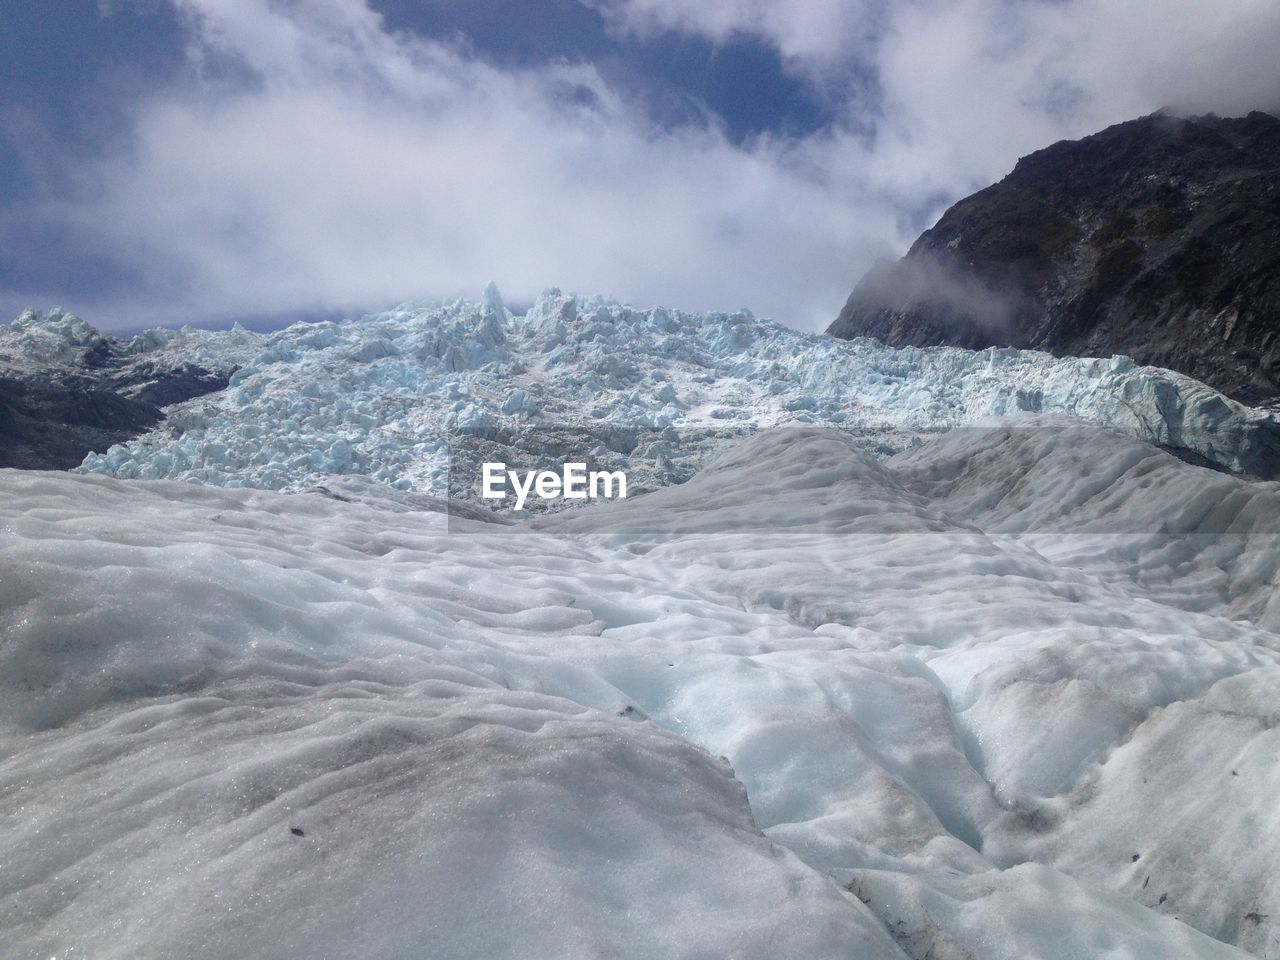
[828, 111, 1280, 406]
[0, 309, 236, 469]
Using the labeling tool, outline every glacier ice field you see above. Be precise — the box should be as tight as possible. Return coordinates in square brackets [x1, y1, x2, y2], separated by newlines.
[56, 283, 1280, 491]
[2, 287, 1280, 959]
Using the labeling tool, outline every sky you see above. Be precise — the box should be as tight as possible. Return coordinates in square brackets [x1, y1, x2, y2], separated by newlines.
[2, 0, 1279, 332]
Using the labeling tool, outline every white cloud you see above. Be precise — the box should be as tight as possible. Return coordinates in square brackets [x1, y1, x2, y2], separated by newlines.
[32, 0, 896, 331]
[19, 0, 1280, 332]
[865, 0, 1280, 192]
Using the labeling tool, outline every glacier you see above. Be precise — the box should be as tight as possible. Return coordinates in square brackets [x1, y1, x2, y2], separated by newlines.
[3, 289, 1280, 959]
[49, 284, 1280, 492]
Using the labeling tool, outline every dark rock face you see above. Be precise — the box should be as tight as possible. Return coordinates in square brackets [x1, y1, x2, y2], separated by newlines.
[0, 377, 165, 471]
[828, 111, 1280, 406]
[0, 313, 232, 471]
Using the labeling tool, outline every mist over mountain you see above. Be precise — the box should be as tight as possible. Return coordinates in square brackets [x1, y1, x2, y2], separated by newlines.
[828, 111, 1280, 406]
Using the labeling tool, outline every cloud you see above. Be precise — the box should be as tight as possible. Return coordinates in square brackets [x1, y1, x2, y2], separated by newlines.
[594, 0, 1280, 181]
[15, 0, 897, 331]
[8, 0, 1280, 332]
[593, 0, 1280, 118]
[865, 0, 1280, 191]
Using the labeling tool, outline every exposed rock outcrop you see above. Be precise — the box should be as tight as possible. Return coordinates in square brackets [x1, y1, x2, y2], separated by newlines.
[0, 309, 231, 470]
[829, 111, 1280, 406]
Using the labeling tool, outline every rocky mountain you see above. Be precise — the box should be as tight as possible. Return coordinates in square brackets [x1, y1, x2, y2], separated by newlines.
[828, 111, 1280, 406]
[0, 309, 233, 469]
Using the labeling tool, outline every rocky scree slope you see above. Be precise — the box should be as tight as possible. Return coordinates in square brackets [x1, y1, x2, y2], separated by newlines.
[828, 111, 1280, 406]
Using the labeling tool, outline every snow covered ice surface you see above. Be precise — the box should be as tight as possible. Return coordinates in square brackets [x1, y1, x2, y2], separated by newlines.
[4, 289, 1280, 958]
[5, 420, 1280, 958]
